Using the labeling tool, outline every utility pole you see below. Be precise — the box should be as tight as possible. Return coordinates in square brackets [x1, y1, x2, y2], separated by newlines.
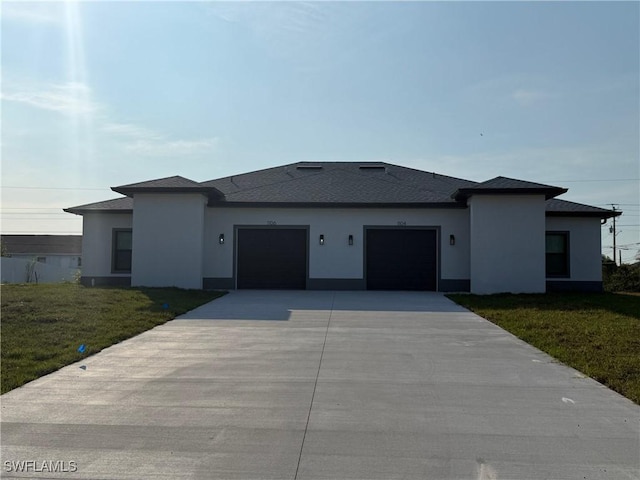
[610, 204, 618, 265]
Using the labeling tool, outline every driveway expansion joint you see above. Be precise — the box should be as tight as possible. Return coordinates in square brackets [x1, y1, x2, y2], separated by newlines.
[294, 291, 335, 479]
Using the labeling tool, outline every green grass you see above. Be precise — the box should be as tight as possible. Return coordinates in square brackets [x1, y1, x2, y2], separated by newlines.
[1, 284, 225, 394]
[447, 292, 640, 404]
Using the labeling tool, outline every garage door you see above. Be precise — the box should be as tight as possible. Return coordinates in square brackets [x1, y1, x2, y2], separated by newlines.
[237, 228, 307, 289]
[366, 229, 437, 291]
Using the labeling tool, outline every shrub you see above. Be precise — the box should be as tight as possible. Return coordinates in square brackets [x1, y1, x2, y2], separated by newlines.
[603, 263, 640, 292]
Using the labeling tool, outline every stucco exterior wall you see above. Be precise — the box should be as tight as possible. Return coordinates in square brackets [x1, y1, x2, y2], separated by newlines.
[203, 207, 470, 286]
[469, 195, 546, 294]
[81, 213, 133, 280]
[131, 194, 206, 289]
[546, 216, 602, 282]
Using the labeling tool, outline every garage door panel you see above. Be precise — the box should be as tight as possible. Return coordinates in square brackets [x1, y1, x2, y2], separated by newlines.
[237, 229, 307, 289]
[366, 229, 437, 291]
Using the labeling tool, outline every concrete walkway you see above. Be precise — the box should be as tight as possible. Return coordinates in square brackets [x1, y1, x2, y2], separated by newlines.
[1, 291, 638, 479]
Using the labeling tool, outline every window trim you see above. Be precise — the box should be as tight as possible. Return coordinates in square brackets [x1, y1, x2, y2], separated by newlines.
[545, 231, 570, 278]
[112, 228, 133, 274]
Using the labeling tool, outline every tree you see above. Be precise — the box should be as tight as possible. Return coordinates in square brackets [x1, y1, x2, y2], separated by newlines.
[0, 240, 10, 257]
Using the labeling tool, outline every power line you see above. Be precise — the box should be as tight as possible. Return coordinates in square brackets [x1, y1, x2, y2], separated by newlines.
[595, 204, 640, 207]
[543, 179, 639, 183]
[1, 186, 109, 191]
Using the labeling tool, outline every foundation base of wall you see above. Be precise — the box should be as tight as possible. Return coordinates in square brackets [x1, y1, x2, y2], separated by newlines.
[439, 279, 471, 292]
[203, 277, 469, 292]
[307, 278, 366, 290]
[546, 280, 603, 292]
[203, 277, 235, 290]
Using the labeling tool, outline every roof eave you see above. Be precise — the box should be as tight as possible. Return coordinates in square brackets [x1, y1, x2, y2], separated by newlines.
[546, 210, 622, 219]
[111, 186, 222, 197]
[208, 201, 468, 209]
[63, 207, 133, 216]
[453, 187, 568, 201]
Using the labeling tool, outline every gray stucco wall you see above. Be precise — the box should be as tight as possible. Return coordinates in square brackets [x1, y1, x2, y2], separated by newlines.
[81, 213, 133, 281]
[469, 195, 547, 294]
[203, 207, 471, 289]
[131, 193, 206, 289]
[545, 216, 603, 283]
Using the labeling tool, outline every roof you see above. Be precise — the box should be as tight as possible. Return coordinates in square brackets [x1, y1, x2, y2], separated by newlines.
[64, 162, 620, 218]
[202, 162, 477, 207]
[112, 175, 224, 199]
[452, 176, 568, 201]
[1, 235, 82, 255]
[64, 197, 133, 215]
[545, 198, 621, 218]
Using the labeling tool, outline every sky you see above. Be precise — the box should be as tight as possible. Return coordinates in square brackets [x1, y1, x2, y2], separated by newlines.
[1, 1, 639, 262]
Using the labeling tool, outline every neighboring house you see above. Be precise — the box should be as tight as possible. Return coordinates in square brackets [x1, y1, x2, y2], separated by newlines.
[1, 235, 82, 268]
[0, 235, 82, 284]
[64, 162, 620, 294]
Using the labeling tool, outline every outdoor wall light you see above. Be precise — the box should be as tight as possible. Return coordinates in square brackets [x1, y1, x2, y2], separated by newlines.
[219, 233, 225, 245]
[319, 234, 325, 245]
[348, 234, 354, 246]
[449, 234, 455, 246]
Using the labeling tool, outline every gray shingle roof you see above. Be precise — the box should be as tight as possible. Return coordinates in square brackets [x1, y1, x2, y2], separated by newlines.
[64, 197, 133, 215]
[64, 162, 620, 218]
[452, 176, 568, 201]
[112, 175, 223, 199]
[203, 162, 477, 206]
[1, 235, 82, 255]
[545, 198, 621, 218]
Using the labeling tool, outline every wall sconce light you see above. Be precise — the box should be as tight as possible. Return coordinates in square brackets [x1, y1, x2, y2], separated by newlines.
[218, 233, 225, 245]
[319, 234, 325, 245]
[348, 234, 354, 246]
[449, 234, 455, 246]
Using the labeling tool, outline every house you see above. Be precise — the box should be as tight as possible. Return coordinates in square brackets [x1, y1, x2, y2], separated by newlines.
[1, 235, 82, 269]
[64, 162, 620, 294]
[0, 235, 82, 284]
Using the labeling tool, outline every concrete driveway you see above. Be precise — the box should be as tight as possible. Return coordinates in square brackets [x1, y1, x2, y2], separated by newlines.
[1, 290, 638, 479]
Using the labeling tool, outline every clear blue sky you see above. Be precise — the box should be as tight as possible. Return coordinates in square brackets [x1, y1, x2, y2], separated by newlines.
[2, 1, 638, 261]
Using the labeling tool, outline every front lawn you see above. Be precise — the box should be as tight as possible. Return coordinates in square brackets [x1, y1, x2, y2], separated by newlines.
[447, 292, 640, 404]
[1, 284, 225, 394]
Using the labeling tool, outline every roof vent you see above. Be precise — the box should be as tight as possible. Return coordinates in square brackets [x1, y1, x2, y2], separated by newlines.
[296, 165, 323, 170]
[359, 165, 386, 170]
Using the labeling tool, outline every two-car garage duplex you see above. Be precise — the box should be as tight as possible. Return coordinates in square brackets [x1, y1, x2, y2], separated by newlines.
[65, 162, 620, 294]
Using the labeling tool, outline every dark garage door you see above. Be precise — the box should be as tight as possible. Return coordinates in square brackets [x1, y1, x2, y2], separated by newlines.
[366, 229, 437, 291]
[237, 228, 307, 289]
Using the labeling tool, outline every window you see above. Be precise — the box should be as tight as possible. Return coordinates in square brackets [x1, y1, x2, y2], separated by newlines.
[112, 229, 132, 273]
[546, 232, 569, 277]
[37, 256, 46, 263]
